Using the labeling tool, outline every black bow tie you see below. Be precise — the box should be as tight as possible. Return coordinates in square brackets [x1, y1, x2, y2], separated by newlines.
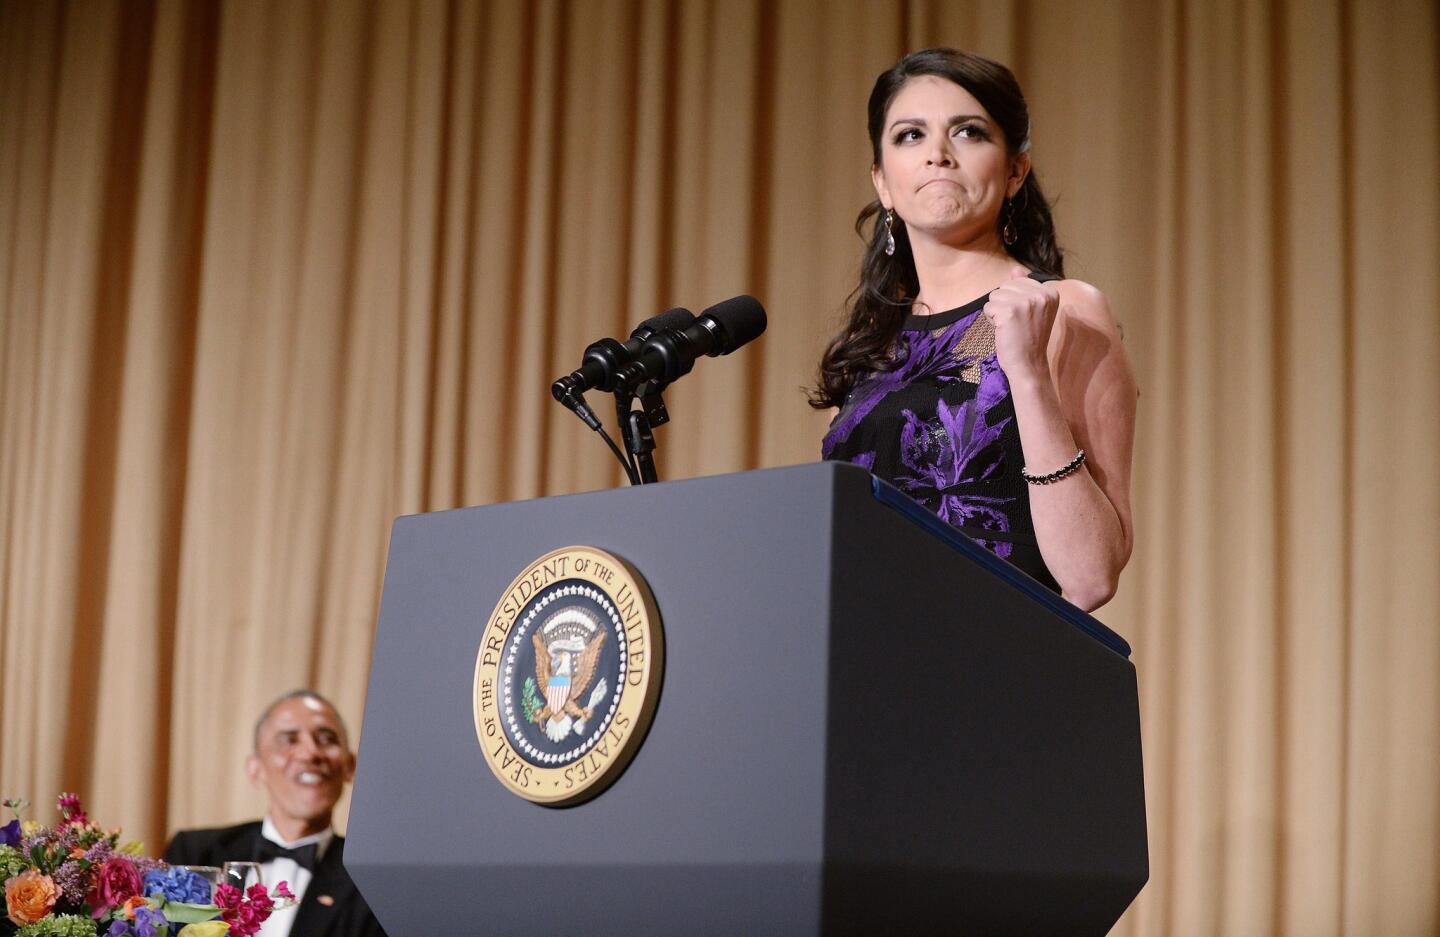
[254, 837, 319, 872]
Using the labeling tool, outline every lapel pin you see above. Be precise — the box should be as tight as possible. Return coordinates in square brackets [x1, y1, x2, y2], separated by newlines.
[316, 895, 335, 907]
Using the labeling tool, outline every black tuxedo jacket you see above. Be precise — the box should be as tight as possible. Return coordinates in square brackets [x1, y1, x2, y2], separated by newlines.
[163, 821, 388, 937]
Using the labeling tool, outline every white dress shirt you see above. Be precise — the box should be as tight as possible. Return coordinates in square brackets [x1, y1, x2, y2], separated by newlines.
[256, 817, 334, 937]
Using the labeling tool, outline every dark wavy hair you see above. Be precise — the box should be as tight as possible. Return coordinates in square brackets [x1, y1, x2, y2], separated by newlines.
[810, 48, 1065, 409]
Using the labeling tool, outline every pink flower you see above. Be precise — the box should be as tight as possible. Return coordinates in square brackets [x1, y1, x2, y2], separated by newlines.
[86, 856, 143, 918]
[214, 881, 280, 937]
[245, 883, 273, 914]
[273, 881, 294, 901]
[56, 792, 89, 827]
[213, 883, 241, 912]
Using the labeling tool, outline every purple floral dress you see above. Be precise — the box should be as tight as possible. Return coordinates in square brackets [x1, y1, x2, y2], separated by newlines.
[822, 277, 1060, 593]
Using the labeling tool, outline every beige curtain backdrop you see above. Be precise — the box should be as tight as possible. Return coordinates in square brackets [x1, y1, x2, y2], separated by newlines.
[2, 0, 1437, 934]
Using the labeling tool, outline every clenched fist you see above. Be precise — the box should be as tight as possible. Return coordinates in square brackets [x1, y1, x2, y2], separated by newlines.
[983, 264, 1060, 380]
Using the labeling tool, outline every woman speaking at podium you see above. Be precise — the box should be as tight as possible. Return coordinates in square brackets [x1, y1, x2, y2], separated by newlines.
[816, 49, 1136, 612]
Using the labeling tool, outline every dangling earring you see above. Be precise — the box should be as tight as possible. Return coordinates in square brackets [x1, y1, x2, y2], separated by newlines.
[1002, 200, 1018, 246]
[883, 210, 896, 256]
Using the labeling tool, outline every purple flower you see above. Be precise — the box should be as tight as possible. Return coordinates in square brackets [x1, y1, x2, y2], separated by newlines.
[103, 908, 168, 937]
[0, 818, 19, 847]
[134, 906, 169, 937]
[84, 839, 115, 865]
[53, 858, 91, 905]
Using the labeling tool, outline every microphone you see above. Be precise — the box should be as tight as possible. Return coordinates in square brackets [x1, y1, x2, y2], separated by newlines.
[551, 307, 695, 402]
[613, 295, 767, 392]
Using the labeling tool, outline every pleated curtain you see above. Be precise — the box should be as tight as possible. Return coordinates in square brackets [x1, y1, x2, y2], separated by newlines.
[1, 2, 1437, 934]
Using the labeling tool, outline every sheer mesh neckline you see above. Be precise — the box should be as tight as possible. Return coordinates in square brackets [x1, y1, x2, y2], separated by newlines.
[898, 270, 1052, 332]
[899, 294, 988, 332]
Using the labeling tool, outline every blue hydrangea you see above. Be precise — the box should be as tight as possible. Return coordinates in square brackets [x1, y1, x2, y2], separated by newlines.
[143, 865, 212, 904]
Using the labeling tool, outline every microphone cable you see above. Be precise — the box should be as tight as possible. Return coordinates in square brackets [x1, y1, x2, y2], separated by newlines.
[598, 420, 640, 486]
[554, 386, 640, 485]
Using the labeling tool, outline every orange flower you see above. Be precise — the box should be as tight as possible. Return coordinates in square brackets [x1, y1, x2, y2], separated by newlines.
[5, 870, 60, 926]
[70, 846, 87, 859]
[123, 894, 151, 920]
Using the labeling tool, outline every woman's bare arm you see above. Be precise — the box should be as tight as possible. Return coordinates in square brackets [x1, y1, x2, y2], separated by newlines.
[987, 273, 1136, 611]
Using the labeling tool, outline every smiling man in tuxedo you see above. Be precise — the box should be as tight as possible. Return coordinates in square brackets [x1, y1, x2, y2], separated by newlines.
[164, 690, 387, 937]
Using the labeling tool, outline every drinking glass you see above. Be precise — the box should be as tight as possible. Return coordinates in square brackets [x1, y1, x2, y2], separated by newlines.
[222, 861, 265, 894]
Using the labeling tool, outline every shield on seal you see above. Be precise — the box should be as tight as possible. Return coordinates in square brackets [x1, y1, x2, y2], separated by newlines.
[545, 674, 571, 713]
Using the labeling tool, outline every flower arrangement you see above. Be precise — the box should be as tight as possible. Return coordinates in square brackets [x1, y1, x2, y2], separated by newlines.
[1, 796, 292, 937]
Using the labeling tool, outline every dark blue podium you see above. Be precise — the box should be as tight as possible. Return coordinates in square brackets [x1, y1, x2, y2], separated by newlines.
[346, 462, 1147, 936]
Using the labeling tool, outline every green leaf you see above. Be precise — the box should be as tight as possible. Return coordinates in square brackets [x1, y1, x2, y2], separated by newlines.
[522, 676, 541, 722]
[157, 899, 224, 925]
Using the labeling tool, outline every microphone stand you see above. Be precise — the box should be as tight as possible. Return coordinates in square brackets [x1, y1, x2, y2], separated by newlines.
[626, 411, 658, 484]
[616, 381, 671, 485]
[613, 388, 639, 482]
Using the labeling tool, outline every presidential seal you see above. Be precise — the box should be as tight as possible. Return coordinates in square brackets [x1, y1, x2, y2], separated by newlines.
[472, 546, 663, 805]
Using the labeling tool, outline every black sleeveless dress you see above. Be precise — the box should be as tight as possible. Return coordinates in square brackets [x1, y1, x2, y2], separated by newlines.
[822, 276, 1060, 593]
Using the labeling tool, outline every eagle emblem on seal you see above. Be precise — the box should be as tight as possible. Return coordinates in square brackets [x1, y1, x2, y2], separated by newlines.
[524, 608, 609, 742]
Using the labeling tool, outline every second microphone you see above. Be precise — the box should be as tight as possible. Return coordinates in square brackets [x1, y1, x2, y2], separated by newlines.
[612, 295, 767, 392]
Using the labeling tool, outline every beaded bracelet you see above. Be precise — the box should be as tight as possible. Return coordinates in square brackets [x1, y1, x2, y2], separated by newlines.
[1022, 448, 1086, 485]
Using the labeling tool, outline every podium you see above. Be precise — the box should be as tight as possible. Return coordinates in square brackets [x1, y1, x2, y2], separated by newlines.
[346, 462, 1147, 936]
